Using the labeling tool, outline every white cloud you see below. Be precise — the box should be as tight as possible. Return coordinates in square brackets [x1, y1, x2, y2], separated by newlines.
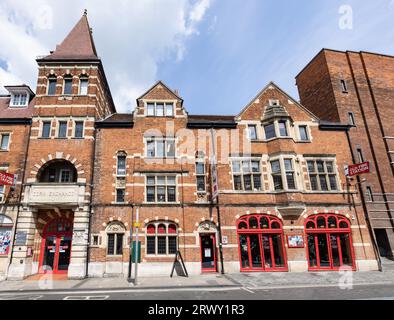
[0, 0, 211, 112]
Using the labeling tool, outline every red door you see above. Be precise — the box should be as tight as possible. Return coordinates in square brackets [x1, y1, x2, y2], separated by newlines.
[39, 218, 73, 274]
[200, 234, 217, 272]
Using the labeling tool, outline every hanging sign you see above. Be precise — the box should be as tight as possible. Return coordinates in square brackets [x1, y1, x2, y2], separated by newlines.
[345, 162, 370, 177]
[0, 171, 14, 186]
[211, 156, 219, 201]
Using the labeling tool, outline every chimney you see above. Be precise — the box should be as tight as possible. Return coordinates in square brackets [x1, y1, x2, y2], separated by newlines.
[174, 89, 179, 96]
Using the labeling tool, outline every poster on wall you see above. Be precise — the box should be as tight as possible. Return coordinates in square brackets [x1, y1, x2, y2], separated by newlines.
[287, 235, 305, 248]
[0, 228, 12, 255]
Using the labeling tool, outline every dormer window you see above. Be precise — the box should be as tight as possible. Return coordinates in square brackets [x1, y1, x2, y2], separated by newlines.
[146, 102, 174, 117]
[10, 93, 28, 107]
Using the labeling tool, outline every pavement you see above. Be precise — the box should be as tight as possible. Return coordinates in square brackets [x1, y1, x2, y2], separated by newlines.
[0, 258, 393, 294]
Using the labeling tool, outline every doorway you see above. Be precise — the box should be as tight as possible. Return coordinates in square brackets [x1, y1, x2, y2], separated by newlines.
[375, 229, 393, 258]
[200, 234, 217, 272]
[39, 218, 73, 274]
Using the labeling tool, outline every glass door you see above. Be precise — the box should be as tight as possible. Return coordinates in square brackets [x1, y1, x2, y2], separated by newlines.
[41, 236, 57, 272]
[57, 235, 72, 271]
[200, 234, 217, 272]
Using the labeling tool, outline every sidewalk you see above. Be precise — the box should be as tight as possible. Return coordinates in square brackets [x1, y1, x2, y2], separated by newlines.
[0, 261, 394, 293]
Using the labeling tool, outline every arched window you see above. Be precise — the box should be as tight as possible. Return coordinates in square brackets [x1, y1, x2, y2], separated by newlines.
[236, 214, 287, 271]
[146, 221, 178, 256]
[37, 160, 77, 183]
[106, 222, 126, 256]
[0, 215, 13, 256]
[305, 214, 354, 271]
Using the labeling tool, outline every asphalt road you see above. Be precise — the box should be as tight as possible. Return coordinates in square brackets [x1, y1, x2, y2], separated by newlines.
[0, 283, 393, 300]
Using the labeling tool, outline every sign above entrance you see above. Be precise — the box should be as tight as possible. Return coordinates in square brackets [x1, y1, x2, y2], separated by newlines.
[345, 161, 370, 177]
[0, 171, 15, 186]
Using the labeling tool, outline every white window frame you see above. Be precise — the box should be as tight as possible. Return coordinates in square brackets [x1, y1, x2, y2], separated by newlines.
[195, 161, 206, 194]
[247, 125, 258, 140]
[79, 77, 89, 96]
[145, 221, 178, 257]
[263, 120, 291, 141]
[297, 125, 311, 142]
[269, 156, 299, 192]
[306, 158, 340, 192]
[0, 133, 10, 151]
[10, 93, 29, 107]
[145, 175, 177, 203]
[145, 101, 175, 117]
[59, 169, 72, 183]
[145, 137, 176, 158]
[231, 158, 263, 192]
[116, 153, 127, 176]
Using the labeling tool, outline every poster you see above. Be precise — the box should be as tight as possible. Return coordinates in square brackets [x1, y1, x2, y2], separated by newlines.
[204, 248, 211, 258]
[0, 228, 12, 255]
[287, 235, 305, 248]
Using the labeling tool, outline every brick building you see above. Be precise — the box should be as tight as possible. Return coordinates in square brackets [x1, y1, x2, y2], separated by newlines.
[296, 49, 394, 259]
[0, 16, 378, 280]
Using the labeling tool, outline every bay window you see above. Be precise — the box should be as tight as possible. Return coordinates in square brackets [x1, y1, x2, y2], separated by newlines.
[278, 121, 288, 137]
[264, 123, 276, 140]
[270, 158, 297, 191]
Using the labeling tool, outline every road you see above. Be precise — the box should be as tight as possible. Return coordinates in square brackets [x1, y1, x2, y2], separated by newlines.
[0, 283, 393, 300]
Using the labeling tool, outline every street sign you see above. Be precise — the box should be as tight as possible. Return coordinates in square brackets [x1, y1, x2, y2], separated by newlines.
[133, 222, 141, 228]
[0, 171, 14, 186]
[346, 162, 370, 177]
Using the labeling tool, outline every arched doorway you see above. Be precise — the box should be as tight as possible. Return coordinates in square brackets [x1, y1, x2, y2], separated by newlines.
[39, 218, 73, 274]
[198, 221, 218, 272]
[237, 215, 287, 272]
[305, 214, 355, 271]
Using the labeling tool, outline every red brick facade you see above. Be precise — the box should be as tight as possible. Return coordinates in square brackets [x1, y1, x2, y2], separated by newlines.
[296, 49, 394, 258]
[0, 17, 380, 280]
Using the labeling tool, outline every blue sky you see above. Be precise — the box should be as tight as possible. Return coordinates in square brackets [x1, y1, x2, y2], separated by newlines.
[0, 0, 393, 114]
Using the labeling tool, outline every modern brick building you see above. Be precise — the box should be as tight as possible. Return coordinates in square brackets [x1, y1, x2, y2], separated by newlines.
[296, 49, 394, 259]
[0, 15, 378, 280]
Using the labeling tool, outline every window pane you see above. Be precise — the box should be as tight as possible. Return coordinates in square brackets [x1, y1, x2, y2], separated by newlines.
[147, 140, 155, 157]
[168, 237, 177, 254]
[278, 121, 288, 137]
[116, 189, 125, 203]
[286, 173, 296, 190]
[242, 161, 251, 173]
[232, 161, 241, 173]
[317, 161, 325, 173]
[157, 237, 167, 255]
[319, 175, 328, 191]
[147, 186, 155, 202]
[117, 156, 126, 175]
[299, 126, 308, 141]
[60, 170, 71, 183]
[12, 94, 20, 106]
[42, 122, 51, 138]
[243, 175, 252, 191]
[1, 134, 9, 150]
[157, 186, 166, 202]
[166, 140, 175, 157]
[157, 176, 165, 185]
[116, 234, 123, 255]
[233, 175, 242, 190]
[251, 161, 260, 173]
[147, 103, 155, 116]
[271, 160, 281, 174]
[48, 78, 57, 95]
[167, 186, 176, 202]
[326, 161, 334, 173]
[248, 125, 257, 140]
[253, 175, 262, 191]
[147, 236, 156, 254]
[329, 175, 338, 191]
[147, 177, 155, 185]
[107, 234, 115, 255]
[273, 175, 283, 190]
[307, 161, 315, 172]
[196, 163, 205, 174]
[79, 79, 88, 95]
[157, 140, 165, 157]
[310, 175, 319, 191]
[75, 121, 84, 138]
[284, 159, 293, 171]
[58, 122, 68, 138]
[264, 123, 276, 139]
[167, 176, 176, 185]
[197, 176, 205, 192]
[165, 103, 174, 116]
[156, 104, 164, 116]
[64, 78, 72, 95]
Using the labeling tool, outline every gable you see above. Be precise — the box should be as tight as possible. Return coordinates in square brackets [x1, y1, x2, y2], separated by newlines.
[236, 82, 319, 122]
[137, 81, 183, 102]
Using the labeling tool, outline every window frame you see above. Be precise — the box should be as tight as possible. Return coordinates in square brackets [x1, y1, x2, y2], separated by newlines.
[298, 125, 310, 142]
[79, 77, 89, 96]
[145, 175, 177, 203]
[0, 133, 10, 151]
[340, 79, 348, 93]
[145, 101, 175, 117]
[269, 157, 299, 192]
[145, 137, 176, 159]
[145, 221, 178, 256]
[63, 76, 73, 95]
[41, 121, 52, 138]
[247, 125, 258, 140]
[231, 158, 263, 192]
[306, 159, 340, 192]
[195, 161, 206, 193]
[74, 121, 84, 138]
[10, 93, 29, 107]
[57, 120, 68, 138]
[47, 76, 57, 96]
[348, 112, 356, 126]
[107, 233, 124, 256]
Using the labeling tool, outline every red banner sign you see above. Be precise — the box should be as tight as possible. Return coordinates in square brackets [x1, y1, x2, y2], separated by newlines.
[347, 162, 370, 177]
[0, 171, 15, 186]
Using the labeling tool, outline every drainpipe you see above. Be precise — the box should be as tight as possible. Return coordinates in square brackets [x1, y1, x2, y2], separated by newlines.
[345, 129, 382, 271]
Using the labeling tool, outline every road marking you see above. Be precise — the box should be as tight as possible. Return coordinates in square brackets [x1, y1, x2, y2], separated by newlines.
[242, 287, 255, 294]
[63, 295, 109, 300]
[0, 295, 43, 300]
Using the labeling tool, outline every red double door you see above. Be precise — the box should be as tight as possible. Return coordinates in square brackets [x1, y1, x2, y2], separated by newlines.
[39, 233, 72, 274]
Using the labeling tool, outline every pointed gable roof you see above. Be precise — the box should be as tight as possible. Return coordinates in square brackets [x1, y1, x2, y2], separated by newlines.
[137, 81, 183, 102]
[43, 13, 98, 61]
